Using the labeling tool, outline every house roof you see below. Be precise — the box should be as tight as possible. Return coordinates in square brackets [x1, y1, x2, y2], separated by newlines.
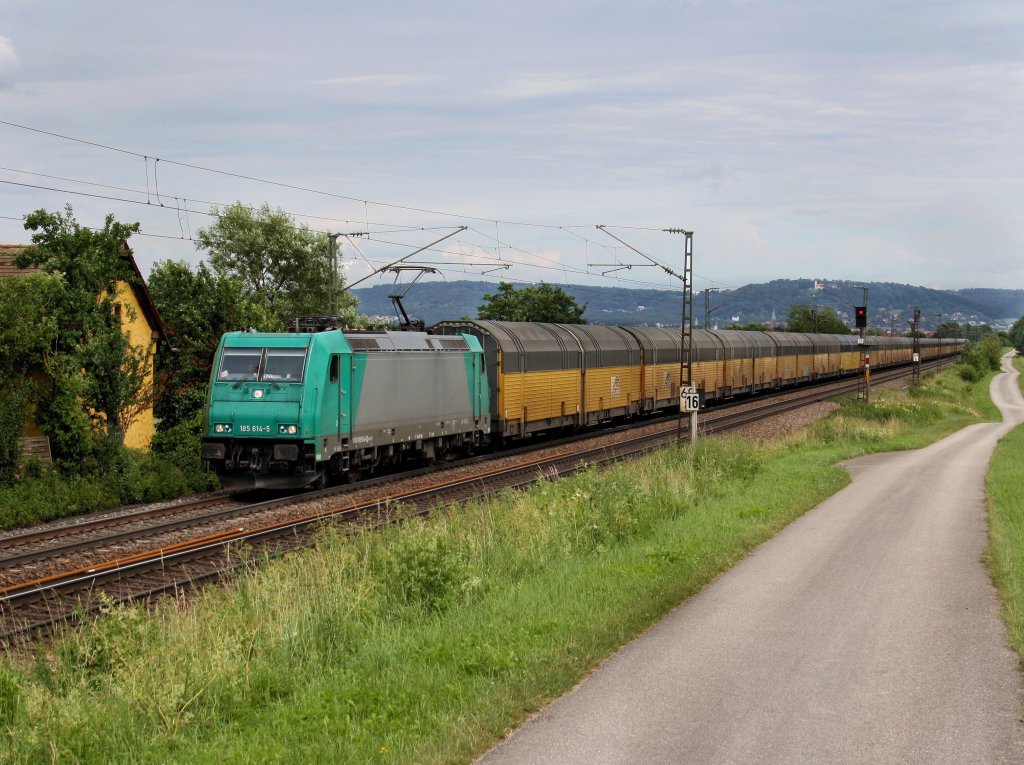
[0, 245, 42, 278]
[119, 242, 169, 341]
[0, 242, 168, 341]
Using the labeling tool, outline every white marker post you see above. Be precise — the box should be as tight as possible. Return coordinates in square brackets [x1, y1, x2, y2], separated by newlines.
[680, 386, 700, 441]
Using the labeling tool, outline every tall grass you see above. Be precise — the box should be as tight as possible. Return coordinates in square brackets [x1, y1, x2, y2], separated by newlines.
[0, 368, 995, 764]
[986, 354, 1024, 663]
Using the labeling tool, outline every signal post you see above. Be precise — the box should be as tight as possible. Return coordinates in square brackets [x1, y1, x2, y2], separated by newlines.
[680, 386, 700, 441]
[855, 295, 870, 402]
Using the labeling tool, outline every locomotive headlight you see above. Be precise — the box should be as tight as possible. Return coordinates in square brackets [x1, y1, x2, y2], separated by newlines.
[252, 389, 264, 399]
[278, 424, 298, 435]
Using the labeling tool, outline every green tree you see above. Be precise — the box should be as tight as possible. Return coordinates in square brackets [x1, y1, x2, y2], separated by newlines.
[477, 282, 587, 323]
[960, 323, 994, 342]
[958, 335, 1003, 379]
[195, 202, 356, 327]
[1009, 316, 1024, 353]
[724, 322, 769, 331]
[935, 320, 961, 339]
[784, 305, 850, 334]
[148, 260, 264, 430]
[0, 274, 62, 480]
[17, 206, 153, 466]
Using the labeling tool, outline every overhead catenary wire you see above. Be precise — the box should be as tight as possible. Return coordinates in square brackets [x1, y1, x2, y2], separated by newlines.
[0, 122, 686, 278]
[0, 166, 454, 234]
[0, 119, 670, 232]
[0, 166, 671, 284]
[0, 120, 720, 291]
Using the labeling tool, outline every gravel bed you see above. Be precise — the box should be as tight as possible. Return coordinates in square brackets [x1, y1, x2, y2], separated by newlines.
[729, 401, 840, 442]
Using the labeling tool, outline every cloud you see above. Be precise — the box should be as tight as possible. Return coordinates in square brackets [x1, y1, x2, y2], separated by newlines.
[319, 74, 433, 88]
[0, 36, 19, 88]
[493, 70, 665, 99]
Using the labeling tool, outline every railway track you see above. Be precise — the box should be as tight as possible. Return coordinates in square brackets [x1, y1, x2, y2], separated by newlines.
[0, 358, 948, 643]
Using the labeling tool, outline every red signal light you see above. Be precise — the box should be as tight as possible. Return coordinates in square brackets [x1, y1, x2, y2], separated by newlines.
[854, 306, 867, 328]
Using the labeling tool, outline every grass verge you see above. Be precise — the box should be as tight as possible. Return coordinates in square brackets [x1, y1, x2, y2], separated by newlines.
[0, 368, 996, 764]
[986, 354, 1024, 664]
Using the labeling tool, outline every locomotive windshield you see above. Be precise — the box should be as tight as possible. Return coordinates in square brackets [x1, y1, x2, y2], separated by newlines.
[262, 348, 306, 382]
[217, 347, 307, 383]
[218, 349, 262, 381]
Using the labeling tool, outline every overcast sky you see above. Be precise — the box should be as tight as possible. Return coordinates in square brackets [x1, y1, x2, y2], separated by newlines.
[1, 0, 1022, 295]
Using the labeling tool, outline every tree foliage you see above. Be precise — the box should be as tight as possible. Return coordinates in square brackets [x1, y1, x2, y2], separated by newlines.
[723, 322, 769, 331]
[477, 282, 587, 323]
[784, 304, 850, 334]
[957, 335, 1004, 381]
[0, 274, 63, 480]
[960, 323, 995, 341]
[195, 202, 356, 327]
[15, 206, 153, 467]
[148, 260, 261, 430]
[1010, 316, 1024, 353]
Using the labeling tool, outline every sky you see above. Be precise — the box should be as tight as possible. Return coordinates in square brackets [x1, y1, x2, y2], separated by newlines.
[1, 0, 1022, 296]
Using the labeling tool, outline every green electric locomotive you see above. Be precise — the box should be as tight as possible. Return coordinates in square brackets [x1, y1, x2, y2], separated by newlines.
[201, 327, 490, 489]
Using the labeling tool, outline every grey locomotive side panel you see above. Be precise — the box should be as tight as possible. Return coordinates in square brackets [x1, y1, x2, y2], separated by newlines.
[351, 352, 476, 445]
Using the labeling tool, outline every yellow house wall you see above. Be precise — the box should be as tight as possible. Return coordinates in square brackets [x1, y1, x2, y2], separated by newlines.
[111, 281, 158, 451]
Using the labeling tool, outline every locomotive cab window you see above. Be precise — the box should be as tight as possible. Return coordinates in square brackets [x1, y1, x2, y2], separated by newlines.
[262, 348, 307, 382]
[218, 349, 262, 381]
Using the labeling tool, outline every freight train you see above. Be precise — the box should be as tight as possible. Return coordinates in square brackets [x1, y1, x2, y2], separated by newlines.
[201, 320, 962, 489]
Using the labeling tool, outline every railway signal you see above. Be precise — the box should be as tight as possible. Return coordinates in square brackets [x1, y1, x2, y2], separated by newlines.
[854, 306, 867, 328]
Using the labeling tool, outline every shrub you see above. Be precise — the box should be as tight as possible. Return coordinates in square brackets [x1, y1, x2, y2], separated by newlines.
[958, 335, 1003, 377]
[151, 411, 208, 478]
[957, 363, 981, 382]
[0, 444, 217, 531]
[0, 386, 33, 483]
[372, 521, 469, 613]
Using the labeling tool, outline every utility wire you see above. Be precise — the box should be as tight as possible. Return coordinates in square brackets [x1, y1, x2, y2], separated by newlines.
[0, 165, 454, 234]
[0, 180, 683, 290]
[0, 120, 708, 289]
[0, 119, 672, 232]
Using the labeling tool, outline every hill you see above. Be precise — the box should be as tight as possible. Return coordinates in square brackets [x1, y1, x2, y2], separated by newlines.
[350, 279, 1024, 330]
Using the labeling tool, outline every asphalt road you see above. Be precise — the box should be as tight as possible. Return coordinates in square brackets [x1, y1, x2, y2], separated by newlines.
[479, 355, 1024, 764]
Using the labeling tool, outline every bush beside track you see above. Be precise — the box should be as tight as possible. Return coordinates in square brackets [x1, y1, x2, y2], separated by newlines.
[0, 415, 217, 533]
[0, 367, 999, 764]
